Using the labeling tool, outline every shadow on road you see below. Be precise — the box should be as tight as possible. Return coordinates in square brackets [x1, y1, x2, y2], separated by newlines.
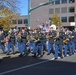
[0, 55, 76, 75]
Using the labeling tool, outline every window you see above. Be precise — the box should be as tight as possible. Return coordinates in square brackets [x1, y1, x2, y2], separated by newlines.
[55, 0, 60, 5]
[69, 7, 75, 13]
[24, 19, 28, 24]
[12, 20, 17, 24]
[61, 17, 67, 22]
[69, 16, 75, 22]
[49, 18, 52, 20]
[18, 19, 22, 24]
[49, 9, 54, 14]
[49, 0, 54, 5]
[61, 7, 67, 13]
[61, 0, 67, 4]
[69, 0, 75, 3]
[55, 8, 60, 13]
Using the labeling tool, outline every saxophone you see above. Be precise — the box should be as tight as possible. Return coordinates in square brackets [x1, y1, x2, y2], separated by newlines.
[63, 38, 69, 44]
[46, 33, 52, 39]
[63, 35, 70, 44]
[30, 35, 35, 41]
[17, 33, 21, 42]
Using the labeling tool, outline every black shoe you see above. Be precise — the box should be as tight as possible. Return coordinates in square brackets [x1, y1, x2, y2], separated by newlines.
[54, 58, 57, 60]
[19, 54, 23, 57]
[43, 52, 45, 55]
[47, 53, 50, 55]
[6, 53, 10, 55]
[32, 55, 37, 58]
[61, 56, 63, 59]
[12, 53, 15, 55]
[28, 49, 30, 53]
[64, 55, 66, 57]
[69, 54, 71, 56]
[40, 55, 43, 57]
[23, 53, 28, 56]
[32, 54, 37, 58]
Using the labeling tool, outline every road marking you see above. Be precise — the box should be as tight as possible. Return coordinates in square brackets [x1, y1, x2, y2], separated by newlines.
[0, 54, 72, 75]
[0, 57, 57, 75]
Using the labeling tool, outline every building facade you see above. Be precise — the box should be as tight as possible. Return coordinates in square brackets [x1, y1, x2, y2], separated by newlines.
[13, 15, 28, 28]
[30, 0, 76, 29]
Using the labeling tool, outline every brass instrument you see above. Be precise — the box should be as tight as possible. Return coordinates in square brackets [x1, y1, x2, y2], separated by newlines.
[34, 34, 40, 42]
[63, 34, 71, 44]
[17, 32, 21, 42]
[63, 38, 69, 44]
[26, 35, 30, 40]
[30, 36, 35, 41]
[46, 34, 52, 39]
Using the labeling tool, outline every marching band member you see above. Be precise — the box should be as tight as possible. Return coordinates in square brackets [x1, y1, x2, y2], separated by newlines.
[6, 29, 15, 55]
[54, 29, 64, 59]
[17, 31, 22, 56]
[46, 27, 56, 55]
[0, 31, 5, 54]
[28, 30, 36, 53]
[63, 28, 72, 57]
[2, 26, 76, 60]
[33, 33, 43, 57]
[71, 27, 76, 54]
[41, 30, 47, 52]
[21, 29, 27, 55]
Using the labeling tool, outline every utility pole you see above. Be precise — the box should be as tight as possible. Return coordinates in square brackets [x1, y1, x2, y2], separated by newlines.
[28, 0, 31, 26]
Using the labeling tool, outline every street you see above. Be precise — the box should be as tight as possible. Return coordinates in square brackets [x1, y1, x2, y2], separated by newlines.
[0, 51, 76, 75]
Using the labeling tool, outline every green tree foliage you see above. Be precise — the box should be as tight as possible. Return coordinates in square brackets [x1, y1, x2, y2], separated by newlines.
[0, 0, 20, 31]
[51, 13, 62, 26]
[0, 8, 19, 31]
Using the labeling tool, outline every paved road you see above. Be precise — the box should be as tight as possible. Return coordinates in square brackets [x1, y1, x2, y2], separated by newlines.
[0, 52, 76, 75]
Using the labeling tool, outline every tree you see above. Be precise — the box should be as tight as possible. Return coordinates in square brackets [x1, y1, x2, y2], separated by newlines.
[0, 0, 20, 31]
[0, 0, 20, 13]
[0, 8, 19, 31]
[51, 13, 62, 27]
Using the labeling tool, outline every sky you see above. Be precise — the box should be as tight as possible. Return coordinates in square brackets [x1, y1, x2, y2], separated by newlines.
[20, 0, 28, 16]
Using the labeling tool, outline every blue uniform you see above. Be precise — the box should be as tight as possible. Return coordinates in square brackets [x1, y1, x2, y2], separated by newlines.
[71, 31, 76, 54]
[21, 32, 27, 54]
[54, 37, 63, 59]
[29, 33, 36, 53]
[33, 33, 43, 57]
[64, 33, 71, 56]
[47, 31, 56, 55]
[0, 34, 5, 53]
[7, 32, 15, 54]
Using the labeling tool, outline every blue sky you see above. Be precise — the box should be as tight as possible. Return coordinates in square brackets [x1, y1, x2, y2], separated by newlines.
[20, 0, 28, 15]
